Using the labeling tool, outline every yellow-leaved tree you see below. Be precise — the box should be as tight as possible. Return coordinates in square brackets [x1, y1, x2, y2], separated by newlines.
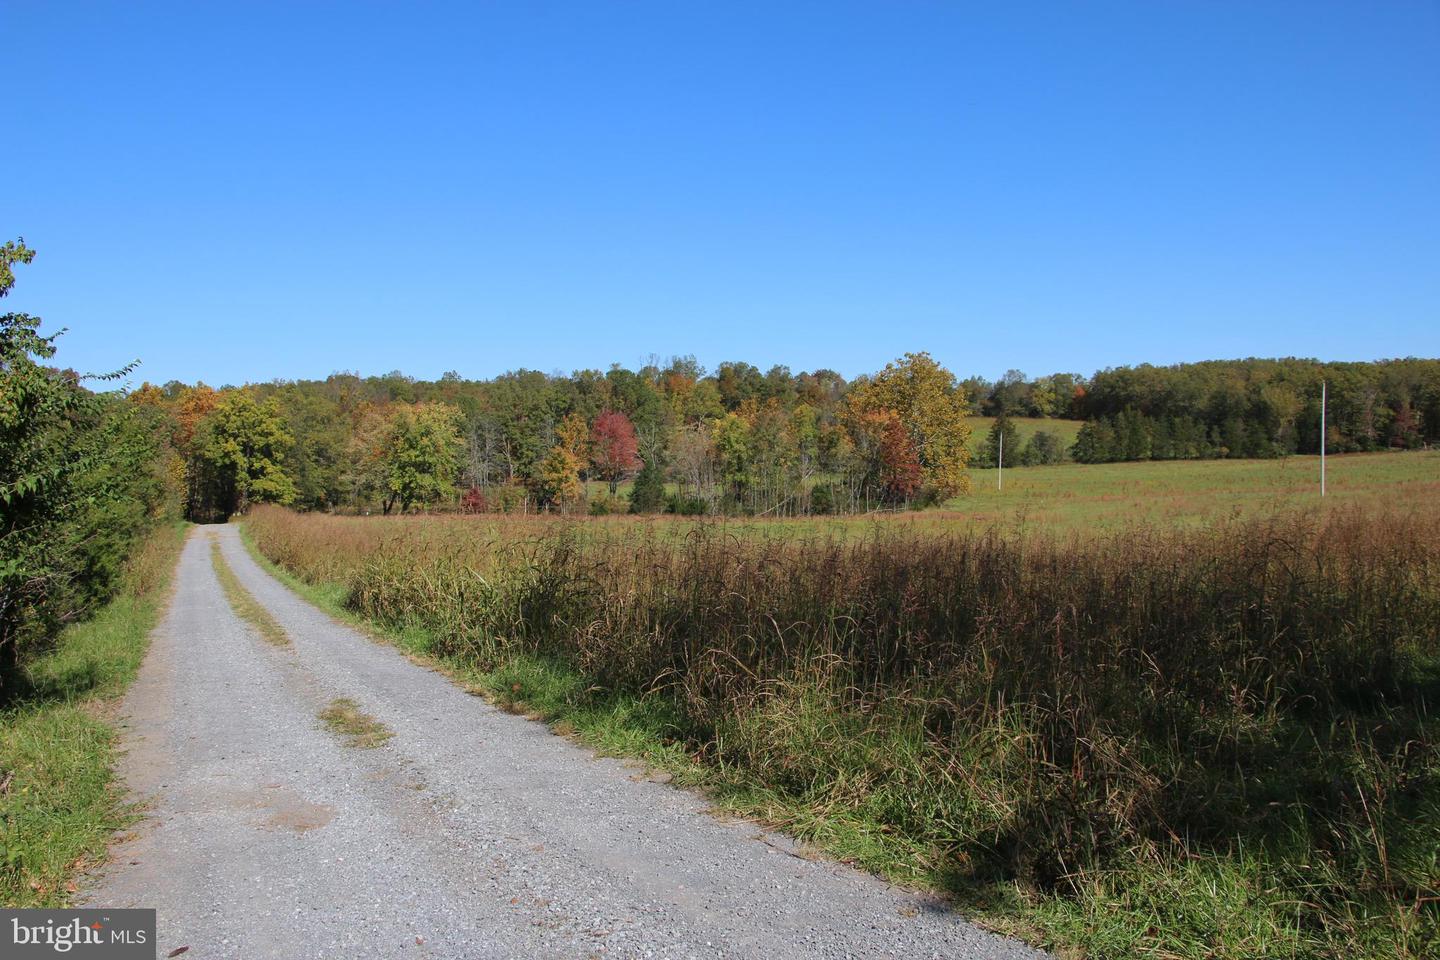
[846, 352, 972, 499]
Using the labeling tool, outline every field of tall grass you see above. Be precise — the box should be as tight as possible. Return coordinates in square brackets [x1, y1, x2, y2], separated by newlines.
[245, 492, 1439, 959]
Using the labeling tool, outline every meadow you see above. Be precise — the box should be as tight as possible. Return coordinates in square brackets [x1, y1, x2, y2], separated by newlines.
[243, 451, 1439, 960]
[586, 449, 1431, 537]
[965, 415, 1085, 454]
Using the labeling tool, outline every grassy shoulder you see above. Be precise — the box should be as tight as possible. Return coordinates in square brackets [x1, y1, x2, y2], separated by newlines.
[0, 521, 187, 907]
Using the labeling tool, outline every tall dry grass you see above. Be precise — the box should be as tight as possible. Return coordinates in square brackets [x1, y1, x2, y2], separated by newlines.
[247, 504, 1440, 956]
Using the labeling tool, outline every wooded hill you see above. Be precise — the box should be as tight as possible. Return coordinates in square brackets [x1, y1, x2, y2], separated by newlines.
[130, 355, 1440, 520]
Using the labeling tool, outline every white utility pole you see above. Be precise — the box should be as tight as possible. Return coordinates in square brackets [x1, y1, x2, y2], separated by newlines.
[997, 429, 1004, 492]
[1320, 380, 1327, 497]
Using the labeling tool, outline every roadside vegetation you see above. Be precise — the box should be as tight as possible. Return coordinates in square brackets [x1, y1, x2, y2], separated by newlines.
[1, 240, 184, 907]
[1, 240, 174, 698]
[209, 538, 288, 647]
[0, 523, 186, 906]
[246, 498, 1440, 960]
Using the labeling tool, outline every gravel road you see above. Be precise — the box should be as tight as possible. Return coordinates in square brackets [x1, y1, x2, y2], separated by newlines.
[84, 525, 1046, 960]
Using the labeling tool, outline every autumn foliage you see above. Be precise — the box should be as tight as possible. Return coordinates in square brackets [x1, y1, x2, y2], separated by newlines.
[590, 410, 641, 495]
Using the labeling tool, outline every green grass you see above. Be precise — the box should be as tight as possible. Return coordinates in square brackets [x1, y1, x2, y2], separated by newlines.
[965, 416, 1085, 455]
[940, 449, 1439, 531]
[210, 536, 289, 646]
[0, 521, 187, 907]
[599, 449, 1437, 539]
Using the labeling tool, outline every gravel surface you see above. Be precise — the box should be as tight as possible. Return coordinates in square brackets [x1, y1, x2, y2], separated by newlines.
[84, 525, 1048, 960]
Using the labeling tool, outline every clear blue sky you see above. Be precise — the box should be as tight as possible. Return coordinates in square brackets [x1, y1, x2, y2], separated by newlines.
[7, 1, 1438, 386]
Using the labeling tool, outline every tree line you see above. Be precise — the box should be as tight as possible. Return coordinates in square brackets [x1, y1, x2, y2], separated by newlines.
[135, 355, 1440, 520]
[141, 352, 975, 520]
[1070, 358, 1440, 462]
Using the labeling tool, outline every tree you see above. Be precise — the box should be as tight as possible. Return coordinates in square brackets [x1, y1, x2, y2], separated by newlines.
[339, 404, 392, 510]
[590, 410, 640, 495]
[877, 411, 922, 502]
[982, 416, 1021, 469]
[628, 455, 666, 513]
[532, 445, 583, 510]
[1023, 430, 1065, 465]
[381, 403, 465, 513]
[192, 391, 297, 519]
[1390, 401, 1424, 449]
[1, 239, 162, 694]
[1115, 408, 1153, 461]
[556, 411, 591, 469]
[847, 352, 972, 498]
[712, 412, 753, 505]
[1071, 418, 1116, 463]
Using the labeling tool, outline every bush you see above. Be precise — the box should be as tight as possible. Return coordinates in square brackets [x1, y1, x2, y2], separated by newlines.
[588, 495, 627, 516]
[664, 493, 708, 516]
[1, 241, 170, 697]
[487, 484, 528, 514]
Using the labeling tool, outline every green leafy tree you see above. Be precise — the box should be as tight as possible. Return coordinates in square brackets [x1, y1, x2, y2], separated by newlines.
[191, 391, 296, 519]
[381, 403, 465, 513]
[1071, 418, 1117, 463]
[1023, 430, 1065, 465]
[712, 412, 752, 504]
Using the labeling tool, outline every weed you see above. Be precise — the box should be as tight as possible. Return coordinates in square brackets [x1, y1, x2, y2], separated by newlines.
[318, 697, 393, 749]
[209, 539, 288, 647]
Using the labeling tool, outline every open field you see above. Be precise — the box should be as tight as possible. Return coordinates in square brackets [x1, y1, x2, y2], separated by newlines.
[944, 449, 1439, 530]
[964, 416, 1085, 456]
[245, 482, 1440, 960]
[498, 450, 1433, 538]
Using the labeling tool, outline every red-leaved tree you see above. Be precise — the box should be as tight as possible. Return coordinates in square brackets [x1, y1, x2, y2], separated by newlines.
[590, 410, 641, 495]
[878, 412, 922, 503]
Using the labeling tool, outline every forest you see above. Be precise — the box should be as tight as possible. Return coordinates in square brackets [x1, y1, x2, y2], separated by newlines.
[131, 355, 1440, 521]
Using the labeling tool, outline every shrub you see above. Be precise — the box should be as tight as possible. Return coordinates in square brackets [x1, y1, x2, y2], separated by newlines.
[628, 457, 665, 513]
[588, 495, 626, 516]
[664, 494, 708, 516]
[487, 485, 528, 514]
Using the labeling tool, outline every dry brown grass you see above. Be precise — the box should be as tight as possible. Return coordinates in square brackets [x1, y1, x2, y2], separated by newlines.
[246, 500, 1440, 957]
[318, 697, 393, 748]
